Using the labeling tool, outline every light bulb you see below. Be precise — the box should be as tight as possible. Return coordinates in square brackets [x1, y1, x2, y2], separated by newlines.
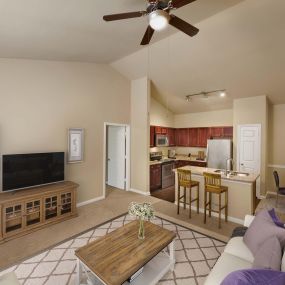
[149, 10, 170, 31]
[220, 91, 226, 97]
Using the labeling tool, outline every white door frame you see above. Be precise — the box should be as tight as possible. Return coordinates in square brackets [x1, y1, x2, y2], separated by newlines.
[103, 122, 130, 198]
[237, 124, 261, 172]
[237, 124, 261, 197]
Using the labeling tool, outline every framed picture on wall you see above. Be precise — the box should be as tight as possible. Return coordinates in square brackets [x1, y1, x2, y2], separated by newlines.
[68, 128, 84, 163]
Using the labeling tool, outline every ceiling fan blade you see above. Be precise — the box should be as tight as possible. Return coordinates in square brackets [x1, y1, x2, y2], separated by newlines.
[169, 15, 199, 37]
[141, 26, 155, 45]
[103, 11, 146, 21]
[171, 0, 197, 9]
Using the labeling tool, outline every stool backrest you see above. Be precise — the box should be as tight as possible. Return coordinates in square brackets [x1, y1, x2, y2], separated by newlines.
[273, 171, 280, 188]
[177, 169, 192, 187]
[204, 172, 221, 190]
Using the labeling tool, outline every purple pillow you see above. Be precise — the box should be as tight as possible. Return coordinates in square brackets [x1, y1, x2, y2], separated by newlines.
[268, 208, 285, 228]
[253, 236, 282, 271]
[221, 269, 285, 285]
[243, 209, 285, 255]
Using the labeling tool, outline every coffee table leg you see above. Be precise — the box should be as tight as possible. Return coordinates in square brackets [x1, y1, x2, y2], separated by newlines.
[169, 240, 175, 271]
[76, 258, 82, 285]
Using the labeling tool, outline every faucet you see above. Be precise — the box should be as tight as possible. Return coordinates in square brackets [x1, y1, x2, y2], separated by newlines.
[226, 158, 234, 175]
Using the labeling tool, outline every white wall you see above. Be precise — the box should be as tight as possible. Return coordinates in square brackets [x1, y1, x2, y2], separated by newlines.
[174, 109, 233, 128]
[131, 77, 150, 193]
[0, 58, 130, 203]
[150, 97, 174, 127]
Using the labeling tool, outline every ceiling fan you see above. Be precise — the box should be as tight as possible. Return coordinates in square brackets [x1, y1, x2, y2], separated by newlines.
[103, 0, 199, 45]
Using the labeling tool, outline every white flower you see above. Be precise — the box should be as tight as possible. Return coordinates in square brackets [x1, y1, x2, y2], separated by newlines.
[128, 202, 155, 220]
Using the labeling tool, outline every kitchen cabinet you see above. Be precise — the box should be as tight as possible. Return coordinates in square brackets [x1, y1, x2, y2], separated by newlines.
[197, 128, 209, 147]
[175, 128, 189, 146]
[167, 128, 176, 146]
[223, 126, 233, 138]
[155, 126, 162, 134]
[150, 125, 233, 148]
[150, 164, 162, 191]
[150, 126, 155, 147]
[188, 128, 198, 147]
[210, 127, 224, 138]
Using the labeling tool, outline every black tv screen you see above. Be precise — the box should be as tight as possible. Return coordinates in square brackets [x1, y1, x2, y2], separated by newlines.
[2, 152, 65, 191]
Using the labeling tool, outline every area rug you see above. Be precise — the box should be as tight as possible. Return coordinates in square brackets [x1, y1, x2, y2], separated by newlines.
[0, 214, 225, 285]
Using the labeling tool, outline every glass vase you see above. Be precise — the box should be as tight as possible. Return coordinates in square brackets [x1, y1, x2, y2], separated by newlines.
[138, 217, 145, 240]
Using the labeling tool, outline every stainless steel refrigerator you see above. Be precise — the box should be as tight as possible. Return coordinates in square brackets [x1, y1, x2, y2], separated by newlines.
[206, 139, 233, 169]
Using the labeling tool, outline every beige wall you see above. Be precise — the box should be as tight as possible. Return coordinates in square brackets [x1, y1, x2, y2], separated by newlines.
[174, 109, 233, 128]
[131, 77, 150, 193]
[233, 95, 268, 196]
[267, 103, 285, 192]
[150, 97, 174, 127]
[0, 58, 130, 203]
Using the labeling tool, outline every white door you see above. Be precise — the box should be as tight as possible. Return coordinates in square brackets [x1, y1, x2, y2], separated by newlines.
[107, 126, 126, 190]
[238, 124, 261, 173]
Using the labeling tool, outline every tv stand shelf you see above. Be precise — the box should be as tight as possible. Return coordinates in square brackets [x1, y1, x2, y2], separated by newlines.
[0, 181, 78, 243]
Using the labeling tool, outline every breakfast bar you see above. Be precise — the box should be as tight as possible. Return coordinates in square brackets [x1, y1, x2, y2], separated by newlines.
[174, 166, 260, 222]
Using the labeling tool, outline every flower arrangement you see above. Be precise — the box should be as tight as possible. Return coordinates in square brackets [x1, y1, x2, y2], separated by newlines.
[128, 202, 155, 239]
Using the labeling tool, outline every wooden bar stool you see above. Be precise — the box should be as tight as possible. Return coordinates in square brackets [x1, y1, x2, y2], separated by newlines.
[177, 169, 200, 218]
[203, 172, 228, 229]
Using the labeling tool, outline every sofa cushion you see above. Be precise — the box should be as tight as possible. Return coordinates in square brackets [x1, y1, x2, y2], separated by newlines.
[221, 269, 285, 285]
[282, 251, 285, 272]
[224, 237, 254, 263]
[253, 236, 282, 271]
[204, 252, 252, 285]
[243, 209, 285, 256]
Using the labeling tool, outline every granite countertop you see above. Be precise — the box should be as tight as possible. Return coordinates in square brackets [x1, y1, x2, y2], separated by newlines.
[149, 155, 207, 166]
[173, 165, 260, 184]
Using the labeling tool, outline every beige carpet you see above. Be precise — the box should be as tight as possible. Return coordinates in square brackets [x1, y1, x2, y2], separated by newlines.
[0, 186, 238, 270]
[0, 214, 226, 285]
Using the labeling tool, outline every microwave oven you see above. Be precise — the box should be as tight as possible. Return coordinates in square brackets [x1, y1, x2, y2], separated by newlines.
[156, 135, 169, 147]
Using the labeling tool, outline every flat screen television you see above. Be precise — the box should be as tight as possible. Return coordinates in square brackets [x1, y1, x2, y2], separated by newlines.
[2, 152, 65, 192]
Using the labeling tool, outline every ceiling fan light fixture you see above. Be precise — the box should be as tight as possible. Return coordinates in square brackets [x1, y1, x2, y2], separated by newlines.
[149, 10, 170, 31]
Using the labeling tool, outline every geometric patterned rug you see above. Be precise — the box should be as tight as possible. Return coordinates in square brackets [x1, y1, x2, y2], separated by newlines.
[0, 214, 225, 285]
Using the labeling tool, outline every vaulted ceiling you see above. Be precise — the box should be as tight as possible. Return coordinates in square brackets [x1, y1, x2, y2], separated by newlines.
[112, 0, 285, 113]
[1, 0, 284, 114]
[0, 0, 242, 63]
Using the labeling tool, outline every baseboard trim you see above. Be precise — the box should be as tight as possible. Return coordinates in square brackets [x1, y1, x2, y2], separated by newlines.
[77, 195, 105, 208]
[129, 188, 151, 196]
[174, 202, 244, 225]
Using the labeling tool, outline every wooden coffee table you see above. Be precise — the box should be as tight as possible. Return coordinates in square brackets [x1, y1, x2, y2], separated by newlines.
[75, 220, 176, 285]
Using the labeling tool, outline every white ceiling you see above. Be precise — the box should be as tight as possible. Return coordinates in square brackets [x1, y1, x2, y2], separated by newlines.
[0, 0, 242, 63]
[112, 0, 285, 113]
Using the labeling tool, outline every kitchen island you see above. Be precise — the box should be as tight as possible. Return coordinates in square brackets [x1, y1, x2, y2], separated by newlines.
[174, 166, 260, 223]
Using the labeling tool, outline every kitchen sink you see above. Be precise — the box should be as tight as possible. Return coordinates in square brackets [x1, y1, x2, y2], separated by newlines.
[214, 169, 249, 177]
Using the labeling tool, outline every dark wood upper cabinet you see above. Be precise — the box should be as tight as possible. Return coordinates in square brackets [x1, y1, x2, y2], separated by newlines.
[150, 126, 155, 147]
[188, 128, 198, 147]
[197, 128, 209, 147]
[167, 128, 176, 146]
[210, 127, 224, 138]
[155, 126, 162, 134]
[175, 128, 189, 146]
[150, 125, 233, 148]
[223, 126, 234, 138]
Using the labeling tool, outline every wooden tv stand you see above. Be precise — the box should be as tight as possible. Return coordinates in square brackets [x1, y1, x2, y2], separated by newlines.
[0, 181, 78, 243]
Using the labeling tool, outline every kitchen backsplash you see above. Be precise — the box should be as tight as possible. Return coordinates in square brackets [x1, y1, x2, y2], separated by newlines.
[150, 146, 207, 157]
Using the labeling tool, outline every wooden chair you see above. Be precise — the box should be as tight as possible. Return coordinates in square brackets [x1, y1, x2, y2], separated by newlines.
[203, 172, 228, 229]
[177, 169, 199, 218]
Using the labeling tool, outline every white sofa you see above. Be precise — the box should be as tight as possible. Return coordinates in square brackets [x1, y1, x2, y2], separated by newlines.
[205, 215, 285, 285]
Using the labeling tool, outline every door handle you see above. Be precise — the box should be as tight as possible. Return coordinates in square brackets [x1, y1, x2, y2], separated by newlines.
[108, 158, 111, 161]
[241, 163, 244, 166]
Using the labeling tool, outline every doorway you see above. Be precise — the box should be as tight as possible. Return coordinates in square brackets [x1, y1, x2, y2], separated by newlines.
[237, 124, 261, 196]
[103, 123, 130, 198]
